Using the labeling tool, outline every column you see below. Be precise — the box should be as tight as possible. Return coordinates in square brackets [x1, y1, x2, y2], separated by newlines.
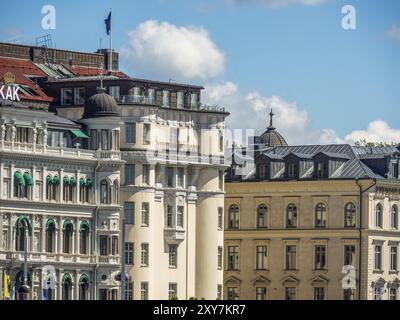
[58, 217, 63, 254]
[74, 270, 79, 300]
[57, 269, 62, 300]
[75, 218, 79, 255]
[59, 169, 64, 202]
[30, 215, 35, 253]
[41, 216, 46, 253]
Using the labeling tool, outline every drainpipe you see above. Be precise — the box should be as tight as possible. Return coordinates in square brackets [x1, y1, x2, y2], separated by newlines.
[93, 160, 101, 300]
[355, 178, 376, 300]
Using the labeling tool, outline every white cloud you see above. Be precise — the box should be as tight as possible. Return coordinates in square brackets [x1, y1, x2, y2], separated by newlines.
[385, 24, 400, 41]
[225, 0, 326, 8]
[120, 20, 225, 82]
[344, 120, 400, 145]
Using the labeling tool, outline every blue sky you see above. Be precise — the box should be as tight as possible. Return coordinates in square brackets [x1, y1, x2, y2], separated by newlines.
[1, 0, 399, 144]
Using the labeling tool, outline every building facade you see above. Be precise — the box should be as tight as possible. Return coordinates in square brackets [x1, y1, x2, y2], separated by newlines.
[224, 114, 400, 300]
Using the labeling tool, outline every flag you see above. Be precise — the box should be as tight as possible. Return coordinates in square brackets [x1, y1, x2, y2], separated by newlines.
[104, 11, 111, 36]
[4, 274, 11, 300]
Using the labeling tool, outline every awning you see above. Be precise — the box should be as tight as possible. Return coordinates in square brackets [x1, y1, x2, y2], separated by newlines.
[23, 172, 34, 186]
[63, 176, 70, 185]
[86, 178, 93, 188]
[70, 177, 77, 187]
[79, 273, 89, 285]
[70, 129, 89, 139]
[46, 218, 56, 230]
[80, 220, 90, 231]
[79, 177, 85, 187]
[15, 215, 32, 236]
[62, 273, 72, 285]
[63, 219, 74, 232]
[53, 176, 60, 185]
[46, 175, 53, 185]
[14, 171, 26, 186]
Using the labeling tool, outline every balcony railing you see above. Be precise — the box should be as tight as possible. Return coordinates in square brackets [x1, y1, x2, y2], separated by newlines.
[115, 95, 156, 105]
[164, 227, 185, 243]
[1, 251, 97, 264]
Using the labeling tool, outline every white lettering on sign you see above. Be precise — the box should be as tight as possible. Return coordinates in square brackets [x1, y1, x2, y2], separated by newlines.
[0, 85, 20, 101]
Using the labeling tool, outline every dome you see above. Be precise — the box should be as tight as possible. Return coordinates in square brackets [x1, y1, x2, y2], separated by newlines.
[259, 109, 288, 147]
[83, 88, 119, 119]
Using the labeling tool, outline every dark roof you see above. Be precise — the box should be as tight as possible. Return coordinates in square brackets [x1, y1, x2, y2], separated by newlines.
[82, 89, 119, 119]
[259, 128, 288, 147]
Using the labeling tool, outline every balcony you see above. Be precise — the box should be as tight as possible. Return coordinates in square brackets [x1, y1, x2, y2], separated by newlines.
[95, 149, 121, 160]
[98, 255, 119, 265]
[164, 227, 185, 244]
[198, 104, 226, 113]
[3, 251, 96, 264]
[115, 95, 156, 105]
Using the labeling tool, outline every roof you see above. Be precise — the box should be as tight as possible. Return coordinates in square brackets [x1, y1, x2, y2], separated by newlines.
[82, 89, 119, 119]
[63, 65, 129, 78]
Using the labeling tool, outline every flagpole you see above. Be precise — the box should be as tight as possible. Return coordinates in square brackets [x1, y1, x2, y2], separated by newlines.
[109, 8, 112, 72]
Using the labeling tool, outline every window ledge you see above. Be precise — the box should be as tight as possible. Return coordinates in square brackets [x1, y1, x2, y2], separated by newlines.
[373, 269, 384, 274]
[389, 270, 399, 275]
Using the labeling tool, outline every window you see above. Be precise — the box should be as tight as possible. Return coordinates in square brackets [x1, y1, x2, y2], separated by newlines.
[217, 285, 223, 300]
[286, 204, 298, 228]
[392, 162, 399, 179]
[166, 205, 174, 227]
[112, 180, 119, 204]
[256, 287, 267, 300]
[343, 289, 355, 300]
[314, 245, 326, 270]
[141, 282, 148, 300]
[344, 245, 355, 266]
[391, 205, 398, 229]
[62, 274, 72, 300]
[374, 245, 382, 270]
[219, 134, 224, 153]
[16, 127, 29, 143]
[258, 164, 268, 179]
[218, 207, 223, 230]
[168, 245, 177, 268]
[177, 168, 184, 187]
[285, 287, 296, 300]
[125, 242, 134, 265]
[99, 289, 108, 300]
[46, 220, 55, 253]
[228, 205, 240, 229]
[124, 202, 135, 225]
[285, 245, 297, 270]
[316, 161, 325, 178]
[111, 236, 118, 255]
[165, 167, 174, 187]
[100, 180, 109, 204]
[142, 165, 150, 185]
[101, 129, 109, 150]
[257, 204, 268, 228]
[126, 282, 133, 300]
[142, 202, 149, 226]
[63, 221, 73, 254]
[218, 246, 223, 269]
[168, 283, 177, 300]
[227, 287, 238, 300]
[100, 235, 108, 256]
[344, 202, 356, 228]
[390, 246, 398, 271]
[227, 246, 239, 270]
[315, 203, 327, 228]
[256, 245, 267, 270]
[177, 91, 184, 109]
[143, 123, 150, 145]
[148, 88, 155, 104]
[314, 287, 325, 300]
[80, 222, 89, 255]
[389, 288, 397, 300]
[109, 86, 120, 100]
[141, 243, 149, 266]
[162, 90, 170, 106]
[177, 206, 184, 228]
[125, 123, 136, 144]
[287, 162, 298, 179]
[374, 287, 383, 300]
[219, 171, 224, 191]
[74, 87, 85, 105]
[190, 93, 198, 109]
[375, 204, 383, 228]
[61, 88, 73, 105]
[125, 164, 135, 185]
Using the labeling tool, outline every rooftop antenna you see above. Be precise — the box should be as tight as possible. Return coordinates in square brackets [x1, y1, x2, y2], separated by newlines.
[35, 34, 53, 64]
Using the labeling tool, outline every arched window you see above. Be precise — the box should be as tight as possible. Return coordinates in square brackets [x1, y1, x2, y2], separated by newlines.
[52, 176, 60, 201]
[79, 274, 89, 300]
[315, 203, 327, 228]
[63, 176, 70, 202]
[62, 274, 72, 300]
[100, 180, 110, 204]
[80, 221, 90, 255]
[79, 177, 85, 202]
[228, 205, 240, 229]
[46, 175, 53, 200]
[391, 205, 398, 229]
[15, 216, 31, 251]
[23, 172, 34, 199]
[63, 220, 74, 254]
[375, 204, 383, 228]
[113, 180, 119, 204]
[257, 204, 268, 228]
[46, 219, 56, 253]
[344, 203, 356, 228]
[286, 204, 298, 228]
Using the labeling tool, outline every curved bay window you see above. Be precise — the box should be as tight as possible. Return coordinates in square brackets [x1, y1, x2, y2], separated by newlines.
[46, 219, 56, 253]
[15, 216, 32, 251]
[257, 204, 268, 228]
[62, 273, 73, 300]
[286, 204, 298, 228]
[344, 203, 356, 228]
[375, 204, 383, 228]
[391, 205, 398, 229]
[100, 180, 110, 204]
[315, 203, 327, 228]
[79, 274, 89, 300]
[80, 221, 90, 255]
[63, 220, 74, 254]
[228, 204, 240, 229]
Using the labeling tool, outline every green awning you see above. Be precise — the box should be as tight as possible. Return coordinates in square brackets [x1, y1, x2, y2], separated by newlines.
[63, 219, 74, 232]
[70, 177, 77, 187]
[15, 215, 32, 236]
[23, 172, 34, 186]
[79, 177, 85, 187]
[46, 218, 56, 230]
[63, 176, 70, 185]
[16, 124, 33, 129]
[70, 129, 89, 139]
[80, 220, 90, 231]
[62, 273, 72, 285]
[14, 171, 26, 186]
[79, 273, 89, 285]
[86, 178, 93, 188]
[53, 176, 60, 185]
[46, 175, 53, 185]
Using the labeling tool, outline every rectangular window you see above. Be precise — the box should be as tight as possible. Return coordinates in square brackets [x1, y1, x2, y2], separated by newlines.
[314, 245, 326, 270]
[125, 123, 136, 144]
[74, 87, 85, 105]
[61, 88, 73, 105]
[176, 206, 184, 228]
[141, 243, 149, 266]
[219, 171, 224, 191]
[177, 168, 184, 188]
[99, 289, 108, 300]
[170, 127, 178, 150]
[258, 164, 268, 179]
[256, 245, 268, 270]
[190, 93, 198, 109]
[227, 287, 238, 300]
[125, 164, 135, 185]
[100, 235, 108, 256]
[141, 282, 148, 300]
[148, 88, 155, 104]
[389, 288, 397, 300]
[143, 123, 150, 145]
[343, 289, 355, 300]
[142, 165, 150, 185]
[109, 86, 120, 100]
[219, 133, 224, 153]
[126, 282, 133, 300]
[142, 202, 149, 227]
[391, 246, 398, 271]
[124, 202, 135, 225]
[374, 287, 383, 300]
[256, 287, 267, 300]
[227, 246, 239, 270]
[344, 245, 355, 266]
[168, 283, 177, 300]
[165, 167, 174, 187]
[162, 90, 170, 107]
[218, 207, 223, 230]
[218, 246, 223, 270]
[217, 285, 222, 300]
[314, 287, 325, 300]
[375, 245, 382, 270]
[177, 91, 184, 109]
[285, 245, 297, 270]
[285, 287, 296, 300]
[168, 245, 177, 268]
[111, 236, 118, 255]
[167, 205, 174, 227]
[287, 162, 298, 179]
[125, 242, 134, 265]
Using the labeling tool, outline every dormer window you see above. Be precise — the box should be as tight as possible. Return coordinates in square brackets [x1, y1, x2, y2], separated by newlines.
[258, 163, 268, 179]
[391, 162, 399, 179]
[316, 162, 325, 178]
[287, 162, 298, 179]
